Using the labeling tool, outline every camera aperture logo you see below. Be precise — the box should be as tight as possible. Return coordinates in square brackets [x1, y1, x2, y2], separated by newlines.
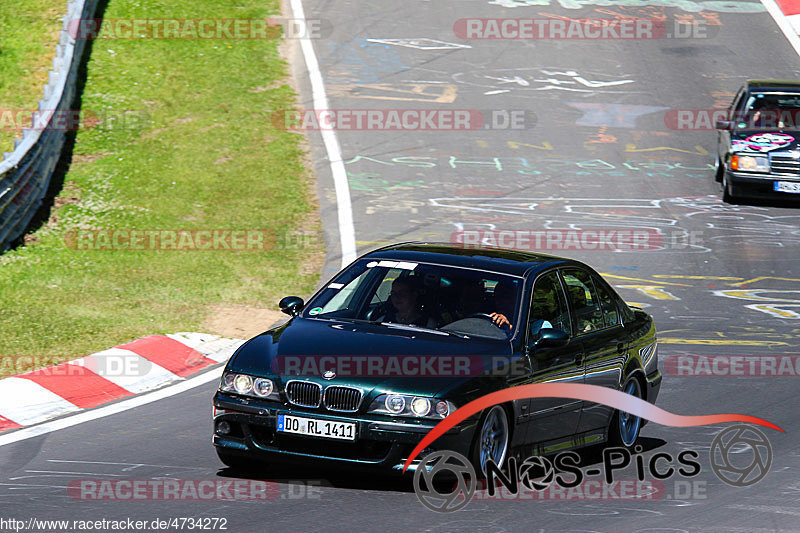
[413, 451, 476, 512]
[710, 424, 772, 487]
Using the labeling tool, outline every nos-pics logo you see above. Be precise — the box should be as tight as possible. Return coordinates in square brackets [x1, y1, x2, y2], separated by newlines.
[413, 424, 772, 513]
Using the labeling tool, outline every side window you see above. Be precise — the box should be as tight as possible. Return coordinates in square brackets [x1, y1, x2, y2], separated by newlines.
[529, 271, 572, 338]
[593, 276, 620, 328]
[562, 269, 604, 334]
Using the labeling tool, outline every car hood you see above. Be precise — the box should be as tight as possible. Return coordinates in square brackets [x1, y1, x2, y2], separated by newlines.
[729, 130, 799, 153]
[226, 317, 514, 397]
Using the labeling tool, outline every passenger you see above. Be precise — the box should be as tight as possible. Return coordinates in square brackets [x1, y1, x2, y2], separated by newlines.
[529, 290, 555, 337]
[384, 278, 436, 328]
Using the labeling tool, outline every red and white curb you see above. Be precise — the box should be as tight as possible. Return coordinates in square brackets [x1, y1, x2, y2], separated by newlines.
[762, 0, 800, 56]
[0, 333, 244, 433]
[775, 0, 800, 31]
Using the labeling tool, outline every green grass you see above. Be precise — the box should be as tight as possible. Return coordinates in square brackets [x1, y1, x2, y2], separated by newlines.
[0, 1, 65, 152]
[0, 0, 323, 374]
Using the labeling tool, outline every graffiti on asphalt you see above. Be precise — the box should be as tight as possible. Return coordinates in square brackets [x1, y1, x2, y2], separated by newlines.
[567, 103, 669, 128]
[342, 153, 713, 178]
[325, 39, 408, 84]
[327, 83, 458, 103]
[452, 68, 637, 95]
[487, 0, 765, 14]
[430, 195, 800, 254]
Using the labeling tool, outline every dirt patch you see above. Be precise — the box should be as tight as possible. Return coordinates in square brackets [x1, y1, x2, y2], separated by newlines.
[72, 152, 109, 165]
[203, 304, 287, 339]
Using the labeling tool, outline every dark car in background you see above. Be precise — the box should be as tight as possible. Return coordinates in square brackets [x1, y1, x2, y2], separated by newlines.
[715, 79, 800, 202]
[212, 243, 661, 474]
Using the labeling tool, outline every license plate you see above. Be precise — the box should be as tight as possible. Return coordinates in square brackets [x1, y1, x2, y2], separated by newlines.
[277, 414, 356, 441]
[774, 181, 800, 193]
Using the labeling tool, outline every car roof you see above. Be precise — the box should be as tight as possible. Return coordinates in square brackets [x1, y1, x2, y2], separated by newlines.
[746, 80, 800, 91]
[361, 242, 584, 277]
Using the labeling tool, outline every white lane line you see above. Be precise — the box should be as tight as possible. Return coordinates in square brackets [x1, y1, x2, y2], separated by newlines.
[290, 0, 357, 268]
[0, 378, 79, 425]
[0, 367, 223, 447]
[760, 0, 800, 57]
[48, 459, 202, 469]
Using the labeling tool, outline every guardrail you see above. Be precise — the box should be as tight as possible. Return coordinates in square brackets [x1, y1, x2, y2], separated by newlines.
[0, 0, 98, 252]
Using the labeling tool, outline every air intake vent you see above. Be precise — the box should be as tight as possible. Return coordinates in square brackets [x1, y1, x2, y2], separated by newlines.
[324, 386, 363, 412]
[286, 381, 322, 408]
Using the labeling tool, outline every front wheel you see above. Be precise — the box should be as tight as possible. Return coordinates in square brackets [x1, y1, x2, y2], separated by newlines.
[714, 156, 724, 182]
[608, 377, 642, 449]
[722, 172, 738, 203]
[471, 405, 510, 474]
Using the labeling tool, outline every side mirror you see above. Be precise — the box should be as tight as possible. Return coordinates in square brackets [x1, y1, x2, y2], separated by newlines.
[714, 119, 732, 130]
[531, 328, 569, 349]
[279, 296, 304, 316]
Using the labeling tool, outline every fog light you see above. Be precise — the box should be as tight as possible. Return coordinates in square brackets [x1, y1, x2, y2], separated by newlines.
[216, 420, 231, 435]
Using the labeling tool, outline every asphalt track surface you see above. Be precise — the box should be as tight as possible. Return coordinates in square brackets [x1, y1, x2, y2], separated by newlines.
[4, 0, 800, 531]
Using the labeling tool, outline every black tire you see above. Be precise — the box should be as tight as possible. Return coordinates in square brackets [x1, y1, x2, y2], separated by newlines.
[714, 156, 724, 183]
[722, 171, 738, 204]
[608, 377, 643, 450]
[470, 405, 511, 475]
[216, 449, 253, 471]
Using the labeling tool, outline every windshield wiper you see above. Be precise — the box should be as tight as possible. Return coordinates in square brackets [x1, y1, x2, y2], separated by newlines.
[380, 322, 469, 338]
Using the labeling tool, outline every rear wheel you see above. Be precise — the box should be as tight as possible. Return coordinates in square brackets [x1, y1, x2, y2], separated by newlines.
[471, 405, 510, 474]
[609, 377, 642, 449]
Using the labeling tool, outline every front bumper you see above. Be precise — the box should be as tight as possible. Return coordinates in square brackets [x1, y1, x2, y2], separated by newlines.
[726, 171, 800, 200]
[212, 392, 476, 473]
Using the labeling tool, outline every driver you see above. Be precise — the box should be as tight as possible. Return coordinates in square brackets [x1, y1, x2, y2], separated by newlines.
[488, 281, 517, 330]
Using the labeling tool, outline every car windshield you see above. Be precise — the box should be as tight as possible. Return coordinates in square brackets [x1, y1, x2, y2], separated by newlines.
[739, 92, 800, 129]
[301, 259, 523, 340]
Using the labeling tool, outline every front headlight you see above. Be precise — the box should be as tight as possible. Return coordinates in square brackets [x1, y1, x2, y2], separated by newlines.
[219, 371, 280, 401]
[730, 154, 769, 172]
[368, 393, 455, 419]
